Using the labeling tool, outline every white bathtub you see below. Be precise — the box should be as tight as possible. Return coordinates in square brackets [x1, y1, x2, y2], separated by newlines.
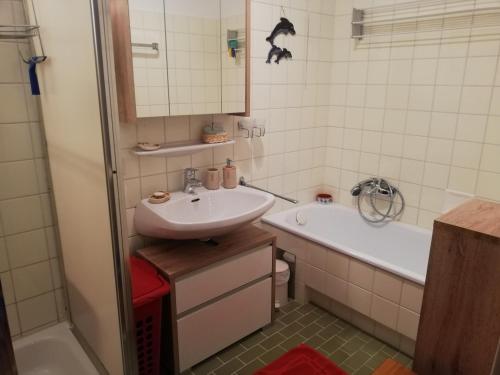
[262, 202, 432, 285]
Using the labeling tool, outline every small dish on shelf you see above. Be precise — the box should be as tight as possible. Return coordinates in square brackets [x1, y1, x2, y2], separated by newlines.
[148, 191, 170, 204]
[137, 142, 161, 151]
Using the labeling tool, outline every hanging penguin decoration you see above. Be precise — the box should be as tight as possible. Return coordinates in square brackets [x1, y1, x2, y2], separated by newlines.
[265, 13, 295, 64]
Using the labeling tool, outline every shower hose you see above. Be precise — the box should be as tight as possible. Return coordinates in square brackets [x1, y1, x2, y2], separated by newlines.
[353, 178, 405, 223]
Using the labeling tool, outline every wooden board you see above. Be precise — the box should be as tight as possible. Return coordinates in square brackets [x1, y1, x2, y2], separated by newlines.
[137, 225, 275, 280]
[413, 199, 500, 375]
[109, 0, 137, 123]
[373, 359, 415, 375]
[0, 280, 17, 375]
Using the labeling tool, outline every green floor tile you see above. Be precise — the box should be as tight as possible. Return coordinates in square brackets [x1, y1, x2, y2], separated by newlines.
[259, 346, 287, 364]
[333, 318, 349, 329]
[329, 349, 350, 365]
[238, 345, 266, 364]
[296, 303, 316, 314]
[318, 323, 342, 339]
[217, 343, 246, 362]
[279, 300, 301, 314]
[280, 334, 305, 350]
[260, 332, 286, 350]
[304, 335, 327, 349]
[240, 331, 266, 349]
[261, 321, 285, 336]
[279, 310, 303, 325]
[191, 356, 224, 375]
[381, 345, 398, 357]
[343, 351, 371, 370]
[361, 338, 385, 355]
[394, 352, 412, 366]
[278, 321, 303, 337]
[342, 337, 367, 355]
[237, 359, 266, 375]
[298, 322, 323, 338]
[354, 365, 374, 375]
[316, 313, 337, 327]
[338, 325, 359, 341]
[213, 358, 244, 375]
[365, 352, 390, 370]
[356, 331, 373, 342]
[297, 311, 320, 326]
[320, 336, 345, 353]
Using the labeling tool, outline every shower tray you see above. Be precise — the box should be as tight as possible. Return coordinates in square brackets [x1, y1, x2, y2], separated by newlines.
[13, 322, 98, 375]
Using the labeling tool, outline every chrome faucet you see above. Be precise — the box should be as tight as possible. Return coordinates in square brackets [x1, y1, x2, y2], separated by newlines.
[183, 168, 202, 194]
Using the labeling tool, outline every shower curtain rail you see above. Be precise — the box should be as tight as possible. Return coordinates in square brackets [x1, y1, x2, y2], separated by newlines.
[352, 1, 500, 39]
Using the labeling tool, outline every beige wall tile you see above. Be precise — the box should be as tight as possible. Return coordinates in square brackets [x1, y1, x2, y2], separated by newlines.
[401, 281, 424, 314]
[0, 271, 15, 304]
[326, 250, 349, 280]
[307, 242, 328, 271]
[305, 264, 327, 295]
[397, 306, 420, 340]
[0, 196, 44, 235]
[347, 283, 372, 316]
[17, 292, 57, 332]
[371, 295, 399, 330]
[6, 229, 48, 268]
[6, 304, 20, 336]
[325, 273, 348, 305]
[373, 269, 403, 304]
[0, 124, 33, 162]
[12, 261, 53, 300]
[349, 259, 375, 291]
[0, 160, 39, 200]
[0, 238, 8, 272]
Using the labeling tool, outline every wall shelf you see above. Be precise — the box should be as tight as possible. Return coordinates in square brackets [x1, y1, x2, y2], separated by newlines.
[133, 139, 235, 157]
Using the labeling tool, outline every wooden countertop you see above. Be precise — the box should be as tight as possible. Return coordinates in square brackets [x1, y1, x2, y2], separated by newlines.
[137, 225, 275, 280]
[436, 199, 500, 239]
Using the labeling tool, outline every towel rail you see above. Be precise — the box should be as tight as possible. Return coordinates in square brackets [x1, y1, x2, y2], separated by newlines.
[131, 42, 159, 51]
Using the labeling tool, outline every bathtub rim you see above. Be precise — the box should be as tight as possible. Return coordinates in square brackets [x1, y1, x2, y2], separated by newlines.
[262, 202, 431, 286]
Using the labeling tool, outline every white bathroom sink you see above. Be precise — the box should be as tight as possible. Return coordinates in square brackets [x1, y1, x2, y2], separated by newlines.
[134, 186, 275, 240]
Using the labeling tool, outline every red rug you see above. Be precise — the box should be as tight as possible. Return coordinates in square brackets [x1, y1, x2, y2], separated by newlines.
[254, 344, 347, 375]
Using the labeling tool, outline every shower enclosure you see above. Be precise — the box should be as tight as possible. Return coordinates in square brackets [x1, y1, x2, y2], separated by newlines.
[0, 0, 137, 373]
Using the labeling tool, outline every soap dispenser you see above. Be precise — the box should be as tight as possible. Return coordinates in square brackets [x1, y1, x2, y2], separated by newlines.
[223, 158, 237, 189]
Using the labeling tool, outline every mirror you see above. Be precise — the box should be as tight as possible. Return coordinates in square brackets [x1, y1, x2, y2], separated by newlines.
[165, 0, 221, 116]
[128, 0, 170, 117]
[221, 0, 246, 114]
[127, 0, 247, 118]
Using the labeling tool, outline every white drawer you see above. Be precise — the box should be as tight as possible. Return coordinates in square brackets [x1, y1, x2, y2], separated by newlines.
[175, 245, 272, 314]
[177, 278, 272, 371]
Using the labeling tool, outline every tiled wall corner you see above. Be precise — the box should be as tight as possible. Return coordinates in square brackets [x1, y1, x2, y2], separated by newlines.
[323, 0, 500, 229]
[0, 0, 66, 339]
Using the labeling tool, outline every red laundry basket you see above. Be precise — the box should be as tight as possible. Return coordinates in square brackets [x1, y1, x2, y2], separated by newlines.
[130, 256, 170, 375]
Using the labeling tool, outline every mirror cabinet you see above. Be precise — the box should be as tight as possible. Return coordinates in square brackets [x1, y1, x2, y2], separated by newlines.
[111, 0, 249, 122]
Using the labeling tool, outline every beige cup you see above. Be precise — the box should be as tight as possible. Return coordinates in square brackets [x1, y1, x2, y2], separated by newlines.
[205, 168, 220, 190]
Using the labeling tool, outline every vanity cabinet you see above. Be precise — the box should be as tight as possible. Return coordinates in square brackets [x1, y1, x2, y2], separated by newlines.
[110, 0, 250, 122]
[137, 225, 275, 374]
